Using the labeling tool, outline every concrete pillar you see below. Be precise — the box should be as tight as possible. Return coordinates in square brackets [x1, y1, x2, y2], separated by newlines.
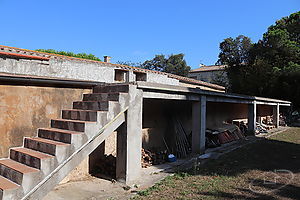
[192, 95, 206, 154]
[248, 101, 257, 134]
[116, 85, 143, 184]
[125, 71, 135, 82]
[273, 103, 280, 128]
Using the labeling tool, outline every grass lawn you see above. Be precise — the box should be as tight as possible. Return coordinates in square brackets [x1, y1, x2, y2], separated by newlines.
[134, 127, 300, 200]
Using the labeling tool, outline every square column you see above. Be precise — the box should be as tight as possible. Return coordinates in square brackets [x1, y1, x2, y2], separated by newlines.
[248, 101, 257, 135]
[126, 71, 135, 82]
[116, 85, 143, 185]
[192, 96, 206, 154]
[273, 103, 280, 128]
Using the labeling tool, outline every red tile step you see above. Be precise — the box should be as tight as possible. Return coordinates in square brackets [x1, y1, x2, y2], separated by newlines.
[10, 147, 54, 170]
[92, 84, 129, 93]
[24, 137, 70, 156]
[62, 109, 98, 122]
[0, 175, 19, 198]
[73, 101, 109, 111]
[83, 93, 120, 101]
[51, 119, 90, 132]
[38, 128, 83, 144]
[0, 159, 39, 185]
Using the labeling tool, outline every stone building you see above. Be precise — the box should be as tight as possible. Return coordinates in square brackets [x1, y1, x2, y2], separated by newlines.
[188, 65, 228, 86]
[0, 45, 290, 199]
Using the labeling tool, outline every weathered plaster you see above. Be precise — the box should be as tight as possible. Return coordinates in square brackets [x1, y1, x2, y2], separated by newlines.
[0, 85, 90, 158]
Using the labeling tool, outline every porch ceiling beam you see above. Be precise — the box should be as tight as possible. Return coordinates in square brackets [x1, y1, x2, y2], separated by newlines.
[136, 81, 291, 105]
[143, 91, 200, 101]
[206, 96, 253, 104]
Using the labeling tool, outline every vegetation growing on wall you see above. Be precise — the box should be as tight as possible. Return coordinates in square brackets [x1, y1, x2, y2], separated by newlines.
[35, 49, 101, 61]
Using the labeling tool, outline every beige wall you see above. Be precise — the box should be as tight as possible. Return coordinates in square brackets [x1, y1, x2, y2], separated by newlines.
[142, 99, 192, 151]
[0, 85, 90, 158]
[206, 102, 248, 129]
[188, 70, 228, 86]
[206, 102, 274, 129]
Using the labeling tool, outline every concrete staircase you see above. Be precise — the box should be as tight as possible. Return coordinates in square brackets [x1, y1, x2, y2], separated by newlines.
[0, 84, 131, 200]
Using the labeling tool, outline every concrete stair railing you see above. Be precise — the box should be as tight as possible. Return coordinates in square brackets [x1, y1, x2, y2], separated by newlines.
[0, 84, 131, 200]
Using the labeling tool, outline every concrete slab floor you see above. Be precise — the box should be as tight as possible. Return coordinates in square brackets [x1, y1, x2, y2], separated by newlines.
[44, 128, 287, 200]
[43, 169, 172, 200]
[43, 158, 189, 200]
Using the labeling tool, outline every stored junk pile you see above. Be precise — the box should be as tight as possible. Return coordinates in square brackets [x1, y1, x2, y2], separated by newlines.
[141, 149, 168, 168]
[171, 117, 191, 158]
[141, 116, 192, 168]
[206, 124, 245, 148]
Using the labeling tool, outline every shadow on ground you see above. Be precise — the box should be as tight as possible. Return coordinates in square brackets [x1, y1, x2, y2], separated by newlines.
[186, 136, 300, 200]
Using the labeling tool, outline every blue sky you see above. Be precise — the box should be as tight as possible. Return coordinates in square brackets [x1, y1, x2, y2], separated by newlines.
[0, 0, 299, 69]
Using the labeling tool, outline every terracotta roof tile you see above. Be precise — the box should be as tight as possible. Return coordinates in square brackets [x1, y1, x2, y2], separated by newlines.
[190, 65, 226, 73]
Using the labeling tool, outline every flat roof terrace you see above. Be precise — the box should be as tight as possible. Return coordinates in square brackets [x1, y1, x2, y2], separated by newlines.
[136, 81, 291, 106]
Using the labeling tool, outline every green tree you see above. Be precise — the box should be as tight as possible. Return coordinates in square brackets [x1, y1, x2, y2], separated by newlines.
[217, 35, 252, 66]
[216, 35, 253, 93]
[259, 11, 300, 107]
[141, 54, 191, 77]
[116, 61, 142, 68]
[141, 55, 167, 72]
[35, 49, 101, 61]
[217, 11, 300, 108]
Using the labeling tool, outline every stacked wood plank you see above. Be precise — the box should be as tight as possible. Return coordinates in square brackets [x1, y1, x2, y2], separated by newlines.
[141, 149, 168, 168]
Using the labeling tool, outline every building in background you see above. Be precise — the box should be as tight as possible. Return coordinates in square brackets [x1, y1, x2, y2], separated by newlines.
[188, 65, 228, 87]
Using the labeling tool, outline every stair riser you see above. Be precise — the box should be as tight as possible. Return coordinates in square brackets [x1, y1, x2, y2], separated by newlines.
[38, 129, 72, 144]
[92, 85, 129, 93]
[38, 129, 88, 151]
[0, 165, 23, 185]
[24, 138, 56, 156]
[83, 93, 119, 101]
[10, 150, 41, 169]
[10, 150, 57, 176]
[24, 110, 125, 200]
[24, 139, 71, 164]
[73, 101, 109, 111]
[0, 165, 41, 194]
[51, 120, 85, 132]
[62, 110, 97, 121]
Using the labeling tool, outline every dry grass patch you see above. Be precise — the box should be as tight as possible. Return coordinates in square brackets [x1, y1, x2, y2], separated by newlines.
[134, 127, 300, 200]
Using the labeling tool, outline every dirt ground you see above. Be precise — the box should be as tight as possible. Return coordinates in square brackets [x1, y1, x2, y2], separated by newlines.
[135, 127, 300, 200]
[44, 127, 299, 200]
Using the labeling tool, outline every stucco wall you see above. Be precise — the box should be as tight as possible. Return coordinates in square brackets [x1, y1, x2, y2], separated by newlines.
[0, 85, 90, 158]
[206, 102, 248, 129]
[146, 73, 179, 86]
[188, 70, 228, 85]
[0, 57, 115, 83]
[206, 102, 274, 129]
[257, 104, 273, 116]
[142, 99, 192, 151]
[0, 57, 180, 86]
